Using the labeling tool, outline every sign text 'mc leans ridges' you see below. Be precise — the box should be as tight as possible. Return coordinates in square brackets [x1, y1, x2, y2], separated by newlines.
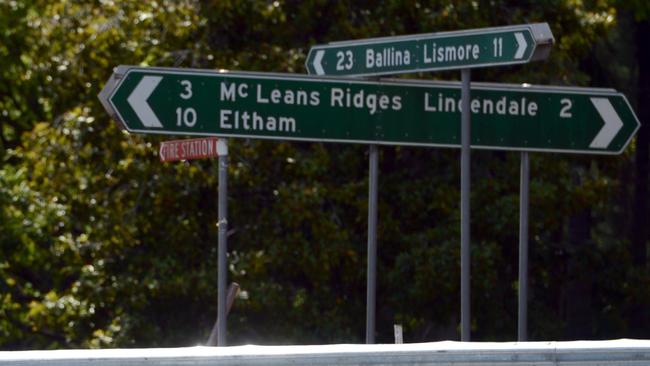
[98, 66, 639, 155]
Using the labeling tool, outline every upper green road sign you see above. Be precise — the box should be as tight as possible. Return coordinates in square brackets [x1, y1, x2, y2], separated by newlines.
[99, 66, 639, 154]
[306, 23, 554, 76]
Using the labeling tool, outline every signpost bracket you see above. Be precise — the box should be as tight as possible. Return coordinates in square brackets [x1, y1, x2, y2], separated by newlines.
[529, 23, 555, 62]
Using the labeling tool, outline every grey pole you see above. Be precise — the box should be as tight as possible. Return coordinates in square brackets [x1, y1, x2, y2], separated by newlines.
[207, 283, 240, 346]
[518, 151, 529, 341]
[217, 139, 229, 346]
[460, 69, 471, 342]
[366, 144, 379, 344]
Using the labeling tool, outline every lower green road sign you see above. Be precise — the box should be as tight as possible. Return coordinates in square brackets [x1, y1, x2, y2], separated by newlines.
[99, 66, 639, 154]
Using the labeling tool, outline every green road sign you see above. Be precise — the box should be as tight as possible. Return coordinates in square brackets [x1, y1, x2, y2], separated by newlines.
[306, 24, 554, 77]
[98, 66, 639, 154]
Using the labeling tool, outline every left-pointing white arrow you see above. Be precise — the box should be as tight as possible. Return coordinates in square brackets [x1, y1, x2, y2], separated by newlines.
[590, 97, 623, 149]
[313, 50, 325, 75]
[514, 32, 527, 59]
[159, 144, 166, 160]
[127, 76, 163, 128]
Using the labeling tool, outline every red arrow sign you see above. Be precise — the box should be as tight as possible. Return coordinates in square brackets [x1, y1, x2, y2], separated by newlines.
[159, 137, 221, 162]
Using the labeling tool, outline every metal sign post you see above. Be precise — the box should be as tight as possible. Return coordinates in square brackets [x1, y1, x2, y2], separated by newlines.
[155, 136, 230, 345]
[366, 144, 379, 344]
[459, 69, 472, 341]
[217, 139, 229, 346]
[518, 151, 530, 341]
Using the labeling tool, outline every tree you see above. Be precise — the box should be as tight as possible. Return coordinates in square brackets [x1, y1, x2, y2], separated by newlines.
[0, 0, 645, 348]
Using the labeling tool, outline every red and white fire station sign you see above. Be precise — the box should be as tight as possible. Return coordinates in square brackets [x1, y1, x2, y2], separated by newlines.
[159, 137, 224, 162]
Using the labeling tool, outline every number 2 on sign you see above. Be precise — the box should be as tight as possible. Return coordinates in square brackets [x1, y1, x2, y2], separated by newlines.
[560, 98, 572, 118]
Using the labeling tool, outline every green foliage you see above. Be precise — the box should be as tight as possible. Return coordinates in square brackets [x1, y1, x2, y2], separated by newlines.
[1, 0, 647, 349]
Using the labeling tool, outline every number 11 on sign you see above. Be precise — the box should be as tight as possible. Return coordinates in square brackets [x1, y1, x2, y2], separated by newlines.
[493, 37, 502, 57]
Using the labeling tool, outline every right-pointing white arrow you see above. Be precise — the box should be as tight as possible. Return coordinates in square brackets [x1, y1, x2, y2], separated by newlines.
[127, 76, 163, 128]
[590, 97, 623, 149]
[313, 50, 325, 75]
[514, 32, 527, 59]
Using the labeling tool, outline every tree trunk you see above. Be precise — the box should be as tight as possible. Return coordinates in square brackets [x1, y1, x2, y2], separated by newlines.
[564, 179, 593, 340]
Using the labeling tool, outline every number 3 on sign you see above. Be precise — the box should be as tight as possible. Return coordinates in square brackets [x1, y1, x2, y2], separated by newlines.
[180, 80, 192, 99]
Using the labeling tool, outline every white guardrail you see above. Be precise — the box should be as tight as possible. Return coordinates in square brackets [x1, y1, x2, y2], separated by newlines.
[1, 339, 650, 366]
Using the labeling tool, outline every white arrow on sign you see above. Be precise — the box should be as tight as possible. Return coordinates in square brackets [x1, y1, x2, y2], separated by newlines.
[312, 50, 325, 75]
[514, 32, 527, 59]
[590, 97, 624, 149]
[127, 76, 163, 128]
[159, 144, 166, 161]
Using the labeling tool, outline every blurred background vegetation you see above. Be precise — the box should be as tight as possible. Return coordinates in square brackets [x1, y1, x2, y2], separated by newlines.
[0, 0, 649, 349]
